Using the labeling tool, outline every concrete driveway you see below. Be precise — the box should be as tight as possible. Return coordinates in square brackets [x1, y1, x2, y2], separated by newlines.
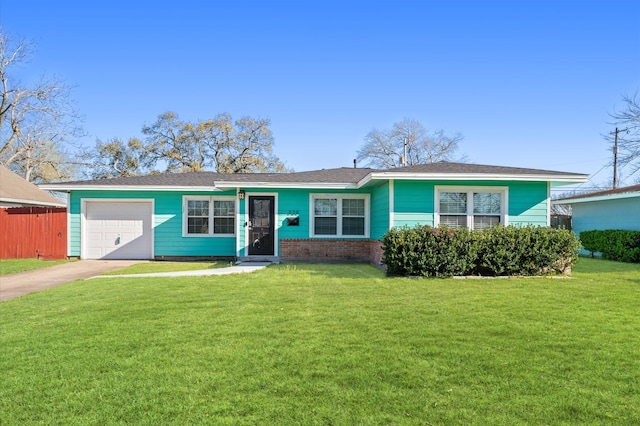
[0, 260, 144, 302]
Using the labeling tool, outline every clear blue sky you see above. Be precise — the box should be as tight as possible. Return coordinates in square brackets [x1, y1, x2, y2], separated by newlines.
[2, 1, 639, 192]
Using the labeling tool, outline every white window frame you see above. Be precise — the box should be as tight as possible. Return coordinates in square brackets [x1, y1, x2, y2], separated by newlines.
[183, 196, 236, 237]
[434, 186, 508, 230]
[309, 194, 370, 238]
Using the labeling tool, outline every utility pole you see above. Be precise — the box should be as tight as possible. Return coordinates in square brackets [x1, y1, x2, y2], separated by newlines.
[610, 127, 629, 189]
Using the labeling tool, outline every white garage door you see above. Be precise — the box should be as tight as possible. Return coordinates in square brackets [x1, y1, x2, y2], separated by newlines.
[84, 201, 153, 260]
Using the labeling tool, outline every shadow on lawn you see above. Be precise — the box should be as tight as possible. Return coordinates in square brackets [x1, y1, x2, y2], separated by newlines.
[272, 258, 640, 282]
[272, 263, 387, 280]
[574, 257, 640, 287]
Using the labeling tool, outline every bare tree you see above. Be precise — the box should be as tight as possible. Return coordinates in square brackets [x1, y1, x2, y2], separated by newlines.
[140, 111, 289, 174]
[200, 113, 288, 173]
[83, 111, 290, 178]
[357, 118, 464, 168]
[606, 92, 640, 180]
[0, 28, 83, 182]
[139, 112, 207, 173]
[550, 201, 572, 217]
[79, 138, 144, 179]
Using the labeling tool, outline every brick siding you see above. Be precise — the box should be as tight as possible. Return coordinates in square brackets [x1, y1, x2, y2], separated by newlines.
[369, 240, 384, 268]
[280, 238, 384, 266]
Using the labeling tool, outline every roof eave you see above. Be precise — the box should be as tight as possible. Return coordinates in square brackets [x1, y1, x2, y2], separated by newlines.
[215, 181, 359, 189]
[39, 182, 361, 191]
[553, 191, 640, 204]
[366, 172, 589, 183]
[0, 197, 66, 207]
[38, 184, 222, 192]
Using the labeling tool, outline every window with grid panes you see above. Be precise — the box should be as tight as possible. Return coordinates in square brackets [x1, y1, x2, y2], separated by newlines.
[342, 198, 365, 235]
[473, 192, 501, 230]
[436, 188, 505, 230]
[311, 195, 368, 237]
[213, 200, 235, 234]
[184, 197, 235, 236]
[187, 199, 210, 234]
[439, 192, 467, 228]
[313, 198, 338, 235]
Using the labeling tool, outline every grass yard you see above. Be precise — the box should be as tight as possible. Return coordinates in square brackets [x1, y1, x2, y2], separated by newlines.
[1, 258, 638, 425]
[0, 258, 70, 276]
[100, 260, 227, 275]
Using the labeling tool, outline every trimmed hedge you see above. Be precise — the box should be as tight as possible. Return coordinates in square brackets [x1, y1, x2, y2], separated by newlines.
[579, 230, 640, 263]
[382, 225, 580, 277]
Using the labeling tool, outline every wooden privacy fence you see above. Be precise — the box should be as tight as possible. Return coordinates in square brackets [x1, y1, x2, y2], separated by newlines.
[551, 215, 572, 231]
[0, 207, 67, 259]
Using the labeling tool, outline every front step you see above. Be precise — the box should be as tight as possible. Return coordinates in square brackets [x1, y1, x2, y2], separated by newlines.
[237, 256, 280, 264]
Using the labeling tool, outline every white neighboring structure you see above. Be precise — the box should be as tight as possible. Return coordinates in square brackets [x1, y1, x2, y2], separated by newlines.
[0, 165, 66, 207]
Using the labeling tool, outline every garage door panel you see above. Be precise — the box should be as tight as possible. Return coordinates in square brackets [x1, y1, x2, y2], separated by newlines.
[101, 221, 120, 229]
[98, 232, 120, 245]
[84, 201, 153, 260]
[87, 231, 105, 241]
[119, 220, 139, 227]
[86, 248, 103, 258]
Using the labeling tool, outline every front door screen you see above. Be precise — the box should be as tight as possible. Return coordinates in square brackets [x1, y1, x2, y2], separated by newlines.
[249, 196, 274, 256]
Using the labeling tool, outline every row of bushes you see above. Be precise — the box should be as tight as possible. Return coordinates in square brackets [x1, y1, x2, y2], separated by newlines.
[580, 230, 640, 263]
[382, 225, 581, 277]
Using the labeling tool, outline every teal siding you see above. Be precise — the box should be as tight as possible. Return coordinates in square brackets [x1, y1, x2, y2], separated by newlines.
[68, 194, 81, 257]
[393, 181, 435, 228]
[370, 182, 390, 240]
[572, 197, 640, 256]
[573, 197, 640, 236]
[274, 189, 312, 240]
[237, 193, 246, 256]
[392, 180, 549, 229]
[507, 181, 549, 227]
[70, 190, 237, 258]
[67, 179, 551, 258]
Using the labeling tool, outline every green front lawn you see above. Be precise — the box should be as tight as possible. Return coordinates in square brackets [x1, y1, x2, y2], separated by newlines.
[0, 258, 70, 276]
[1, 258, 638, 424]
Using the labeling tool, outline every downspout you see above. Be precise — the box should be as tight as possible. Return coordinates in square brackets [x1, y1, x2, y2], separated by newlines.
[389, 180, 395, 231]
[547, 181, 551, 227]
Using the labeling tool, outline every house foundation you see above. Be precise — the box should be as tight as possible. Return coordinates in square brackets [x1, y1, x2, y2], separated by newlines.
[280, 238, 383, 266]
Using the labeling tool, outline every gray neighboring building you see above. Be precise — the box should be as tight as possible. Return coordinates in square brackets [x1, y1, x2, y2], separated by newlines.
[0, 166, 66, 207]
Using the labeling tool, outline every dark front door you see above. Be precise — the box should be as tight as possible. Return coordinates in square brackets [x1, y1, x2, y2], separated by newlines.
[248, 196, 275, 256]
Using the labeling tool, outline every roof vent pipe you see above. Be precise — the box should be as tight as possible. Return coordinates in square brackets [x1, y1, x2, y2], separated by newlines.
[403, 137, 408, 167]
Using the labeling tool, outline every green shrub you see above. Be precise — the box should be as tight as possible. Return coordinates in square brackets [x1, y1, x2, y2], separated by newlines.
[579, 230, 640, 263]
[382, 225, 580, 277]
[382, 226, 477, 277]
[579, 230, 608, 255]
[476, 226, 580, 276]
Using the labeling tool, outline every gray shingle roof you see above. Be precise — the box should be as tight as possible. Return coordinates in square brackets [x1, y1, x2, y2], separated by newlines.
[50, 172, 218, 187]
[0, 166, 66, 206]
[216, 168, 375, 184]
[382, 161, 583, 177]
[41, 167, 374, 187]
[39, 161, 588, 190]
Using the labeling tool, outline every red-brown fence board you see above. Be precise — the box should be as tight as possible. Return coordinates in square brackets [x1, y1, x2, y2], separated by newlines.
[0, 207, 67, 259]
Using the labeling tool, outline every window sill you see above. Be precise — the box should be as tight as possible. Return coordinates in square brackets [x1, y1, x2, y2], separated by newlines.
[310, 235, 370, 239]
[182, 233, 236, 238]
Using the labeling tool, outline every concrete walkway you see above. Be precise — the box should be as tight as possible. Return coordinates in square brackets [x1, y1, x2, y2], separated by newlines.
[90, 262, 271, 278]
[0, 261, 270, 302]
[0, 260, 144, 302]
